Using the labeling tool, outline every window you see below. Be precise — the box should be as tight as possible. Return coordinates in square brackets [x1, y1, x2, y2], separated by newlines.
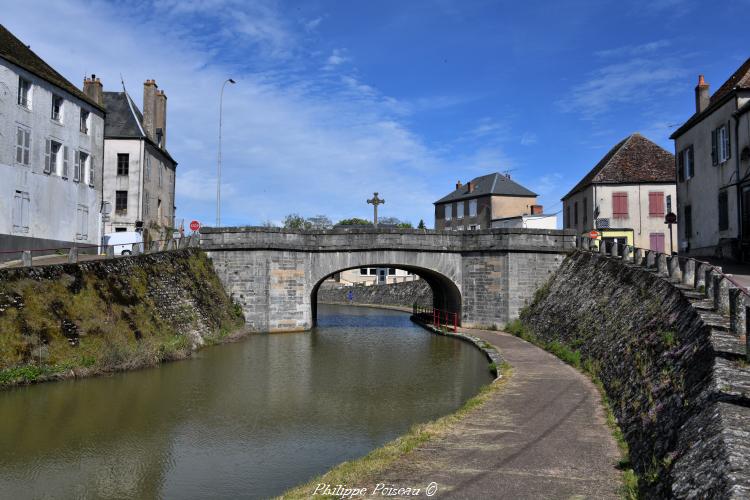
[115, 190, 128, 213]
[79, 109, 89, 134]
[470, 224, 477, 230]
[712, 124, 731, 165]
[649, 192, 664, 217]
[17, 77, 31, 108]
[12, 191, 30, 233]
[76, 205, 89, 240]
[684, 205, 692, 239]
[649, 232, 665, 253]
[359, 268, 368, 276]
[612, 192, 628, 218]
[368, 268, 377, 275]
[74, 151, 89, 183]
[15, 127, 30, 166]
[388, 268, 396, 275]
[574, 202, 578, 225]
[115, 227, 127, 232]
[44, 139, 62, 175]
[117, 154, 129, 176]
[678, 146, 694, 182]
[62, 146, 69, 178]
[145, 156, 151, 181]
[158, 162, 164, 187]
[456, 201, 464, 219]
[565, 206, 570, 228]
[469, 199, 477, 217]
[51, 95, 63, 122]
[719, 190, 729, 231]
[583, 197, 588, 225]
[144, 191, 150, 216]
[444, 203, 451, 221]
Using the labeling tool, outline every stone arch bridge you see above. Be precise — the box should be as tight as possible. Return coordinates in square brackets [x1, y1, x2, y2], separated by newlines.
[200, 227, 575, 332]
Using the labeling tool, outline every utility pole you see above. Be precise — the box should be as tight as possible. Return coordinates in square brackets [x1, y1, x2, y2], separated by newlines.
[367, 192, 385, 227]
[217, 78, 235, 227]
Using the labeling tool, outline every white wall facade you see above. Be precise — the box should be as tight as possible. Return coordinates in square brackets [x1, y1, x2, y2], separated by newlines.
[103, 139, 176, 234]
[492, 214, 557, 229]
[674, 92, 750, 256]
[0, 58, 103, 251]
[337, 267, 418, 286]
[564, 183, 677, 250]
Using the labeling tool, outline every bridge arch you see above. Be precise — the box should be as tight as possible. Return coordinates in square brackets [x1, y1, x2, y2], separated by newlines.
[310, 263, 462, 326]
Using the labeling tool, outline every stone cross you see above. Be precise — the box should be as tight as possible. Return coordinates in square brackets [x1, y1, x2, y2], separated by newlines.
[367, 192, 385, 226]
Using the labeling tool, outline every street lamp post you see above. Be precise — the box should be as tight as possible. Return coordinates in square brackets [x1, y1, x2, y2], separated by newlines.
[217, 78, 236, 227]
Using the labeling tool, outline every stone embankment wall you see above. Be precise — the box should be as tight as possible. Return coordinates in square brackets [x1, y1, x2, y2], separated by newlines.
[0, 249, 244, 387]
[317, 280, 432, 308]
[518, 250, 750, 498]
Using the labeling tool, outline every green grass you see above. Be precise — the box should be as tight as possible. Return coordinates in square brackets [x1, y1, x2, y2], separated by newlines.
[278, 363, 512, 499]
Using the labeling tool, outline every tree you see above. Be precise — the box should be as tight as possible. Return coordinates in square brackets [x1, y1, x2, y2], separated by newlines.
[306, 215, 333, 229]
[283, 213, 310, 229]
[262, 220, 278, 228]
[418, 219, 426, 229]
[337, 218, 373, 226]
[379, 217, 412, 228]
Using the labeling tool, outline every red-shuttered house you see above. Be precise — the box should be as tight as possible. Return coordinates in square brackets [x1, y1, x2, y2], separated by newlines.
[562, 133, 677, 252]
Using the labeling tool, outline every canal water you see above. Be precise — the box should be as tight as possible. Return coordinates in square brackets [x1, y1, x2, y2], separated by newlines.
[0, 304, 493, 499]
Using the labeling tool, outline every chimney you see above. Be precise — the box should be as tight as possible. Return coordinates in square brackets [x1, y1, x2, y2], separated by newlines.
[82, 74, 103, 106]
[467, 181, 474, 193]
[695, 74, 710, 113]
[142, 79, 158, 141]
[456, 180, 462, 190]
[155, 89, 167, 148]
[530, 204, 543, 215]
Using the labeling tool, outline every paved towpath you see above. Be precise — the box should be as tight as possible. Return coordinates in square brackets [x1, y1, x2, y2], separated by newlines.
[372, 329, 622, 499]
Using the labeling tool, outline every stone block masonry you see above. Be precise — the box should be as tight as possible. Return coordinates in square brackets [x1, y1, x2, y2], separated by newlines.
[317, 280, 432, 308]
[202, 227, 576, 331]
[519, 250, 750, 498]
[0, 249, 244, 387]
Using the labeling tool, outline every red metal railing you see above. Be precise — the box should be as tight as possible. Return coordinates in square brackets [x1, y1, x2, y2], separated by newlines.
[413, 304, 458, 332]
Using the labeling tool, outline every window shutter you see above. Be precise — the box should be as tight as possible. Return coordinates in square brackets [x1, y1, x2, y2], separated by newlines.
[12, 193, 21, 232]
[22, 192, 30, 232]
[74, 150, 80, 182]
[711, 128, 718, 165]
[23, 130, 30, 165]
[89, 156, 95, 186]
[63, 146, 69, 178]
[44, 139, 51, 174]
[15, 128, 23, 163]
[726, 121, 731, 160]
[677, 151, 684, 182]
[688, 146, 695, 178]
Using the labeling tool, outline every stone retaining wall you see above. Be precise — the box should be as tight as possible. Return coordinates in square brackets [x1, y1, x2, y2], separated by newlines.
[317, 280, 432, 308]
[519, 250, 750, 498]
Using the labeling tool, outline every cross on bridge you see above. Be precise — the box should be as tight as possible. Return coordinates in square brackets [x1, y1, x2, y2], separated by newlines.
[367, 192, 385, 227]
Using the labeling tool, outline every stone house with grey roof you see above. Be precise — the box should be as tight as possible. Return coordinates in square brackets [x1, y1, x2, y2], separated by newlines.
[84, 79, 178, 240]
[562, 133, 676, 252]
[434, 172, 540, 230]
[670, 59, 750, 260]
[0, 24, 105, 261]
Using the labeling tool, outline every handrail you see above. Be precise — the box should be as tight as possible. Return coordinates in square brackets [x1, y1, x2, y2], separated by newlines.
[412, 304, 458, 332]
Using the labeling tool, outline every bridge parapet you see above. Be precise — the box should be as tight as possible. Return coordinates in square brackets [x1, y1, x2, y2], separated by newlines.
[199, 226, 576, 253]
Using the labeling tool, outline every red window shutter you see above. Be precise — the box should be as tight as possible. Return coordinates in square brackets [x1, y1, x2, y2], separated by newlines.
[612, 192, 628, 217]
[649, 192, 664, 216]
[650, 233, 665, 252]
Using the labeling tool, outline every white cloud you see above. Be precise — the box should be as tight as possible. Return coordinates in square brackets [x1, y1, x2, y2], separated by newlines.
[595, 40, 672, 59]
[520, 132, 538, 146]
[324, 49, 349, 70]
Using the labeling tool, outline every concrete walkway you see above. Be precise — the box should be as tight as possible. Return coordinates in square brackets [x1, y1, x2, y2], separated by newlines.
[373, 329, 622, 499]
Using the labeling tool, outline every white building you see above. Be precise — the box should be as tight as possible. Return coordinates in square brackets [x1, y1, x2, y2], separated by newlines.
[99, 80, 177, 240]
[0, 25, 104, 261]
[491, 212, 557, 229]
[336, 267, 417, 286]
[670, 61, 750, 260]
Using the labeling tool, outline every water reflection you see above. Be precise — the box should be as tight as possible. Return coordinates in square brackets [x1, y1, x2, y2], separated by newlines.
[0, 305, 492, 499]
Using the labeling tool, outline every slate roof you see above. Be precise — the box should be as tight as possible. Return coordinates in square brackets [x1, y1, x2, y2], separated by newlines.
[103, 91, 145, 138]
[671, 57, 750, 139]
[0, 24, 105, 112]
[562, 133, 675, 200]
[434, 172, 537, 204]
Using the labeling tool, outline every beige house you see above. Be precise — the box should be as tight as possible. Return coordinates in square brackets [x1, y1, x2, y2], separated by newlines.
[335, 267, 418, 286]
[670, 59, 750, 260]
[434, 172, 539, 230]
[562, 133, 677, 252]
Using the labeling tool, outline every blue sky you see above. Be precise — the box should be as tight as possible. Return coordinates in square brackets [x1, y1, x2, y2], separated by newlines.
[4, 0, 749, 227]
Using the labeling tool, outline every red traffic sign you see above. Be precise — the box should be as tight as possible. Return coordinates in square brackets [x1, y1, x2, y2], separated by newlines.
[664, 212, 677, 224]
[189, 220, 201, 231]
[588, 230, 600, 239]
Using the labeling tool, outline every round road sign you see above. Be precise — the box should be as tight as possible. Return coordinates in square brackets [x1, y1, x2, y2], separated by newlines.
[665, 212, 677, 224]
[588, 230, 600, 239]
[189, 220, 201, 231]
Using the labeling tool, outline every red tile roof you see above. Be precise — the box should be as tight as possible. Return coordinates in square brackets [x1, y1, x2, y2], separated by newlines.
[562, 133, 675, 199]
